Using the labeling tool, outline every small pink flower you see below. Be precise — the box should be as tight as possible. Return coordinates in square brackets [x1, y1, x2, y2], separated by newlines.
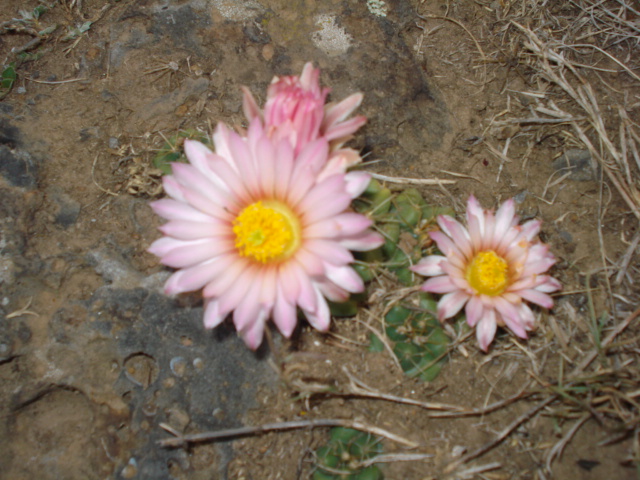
[242, 62, 367, 155]
[149, 119, 383, 349]
[410, 196, 561, 352]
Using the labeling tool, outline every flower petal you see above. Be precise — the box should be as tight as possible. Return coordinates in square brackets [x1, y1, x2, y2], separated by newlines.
[476, 309, 498, 352]
[437, 290, 469, 322]
[411, 255, 446, 276]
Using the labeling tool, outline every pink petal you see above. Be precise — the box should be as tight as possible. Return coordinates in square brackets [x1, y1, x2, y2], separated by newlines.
[494, 296, 527, 338]
[294, 246, 325, 277]
[316, 280, 350, 303]
[159, 219, 229, 241]
[285, 168, 315, 208]
[181, 188, 236, 222]
[183, 140, 218, 179]
[324, 116, 367, 142]
[216, 265, 258, 314]
[292, 261, 317, 312]
[437, 216, 472, 260]
[242, 86, 262, 121]
[323, 93, 363, 128]
[465, 295, 484, 327]
[339, 231, 384, 251]
[294, 138, 329, 175]
[429, 230, 466, 263]
[344, 171, 371, 198]
[520, 219, 541, 242]
[273, 287, 298, 338]
[466, 195, 485, 238]
[255, 135, 277, 198]
[233, 279, 266, 332]
[303, 286, 331, 331]
[148, 237, 184, 257]
[492, 198, 516, 245]
[421, 275, 459, 294]
[437, 290, 469, 322]
[203, 258, 248, 298]
[536, 276, 562, 293]
[277, 262, 301, 305]
[411, 256, 446, 277]
[239, 309, 267, 350]
[162, 176, 186, 202]
[151, 199, 213, 223]
[518, 289, 554, 309]
[318, 149, 362, 180]
[296, 174, 346, 216]
[203, 300, 228, 329]
[517, 303, 536, 331]
[325, 264, 364, 293]
[476, 309, 498, 352]
[300, 193, 351, 225]
[305, 213, 373, 239]
[164, 255, 235, 295]
[273, 140, 295, 200]
[303, 239, 353, 266]
[161, 239, 235, 268]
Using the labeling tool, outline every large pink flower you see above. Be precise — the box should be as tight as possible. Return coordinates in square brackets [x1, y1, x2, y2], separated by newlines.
[242, 62, 367, 155]
[148, 119, 383, 349]
[410, 196, 561, 351]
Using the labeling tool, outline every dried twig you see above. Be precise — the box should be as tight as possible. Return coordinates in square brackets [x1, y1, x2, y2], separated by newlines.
[572, 306, 640, 375]
[443, 396, 556, 473]
[158, 418, 419, 448]
[369, 172, 456, 186]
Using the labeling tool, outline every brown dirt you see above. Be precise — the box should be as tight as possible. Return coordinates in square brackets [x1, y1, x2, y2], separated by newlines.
[1, 0, 638, 479]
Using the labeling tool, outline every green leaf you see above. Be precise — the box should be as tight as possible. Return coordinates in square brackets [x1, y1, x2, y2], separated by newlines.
[0, 64, 17, 100]
[328, 298, 359, 317]
[368, 333, 384, 352]
[330, 427, 361, 444]
[393, 188, 426, 228]
[33, 5, 48, 19]
[153, 151, 182, 174]
[385, 305, 411, 326]
[354, 466, 383, 480]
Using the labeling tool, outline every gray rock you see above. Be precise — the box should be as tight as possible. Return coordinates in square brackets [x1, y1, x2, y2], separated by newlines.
[552, 149, 598, 181]
[51, 188, 81, 228]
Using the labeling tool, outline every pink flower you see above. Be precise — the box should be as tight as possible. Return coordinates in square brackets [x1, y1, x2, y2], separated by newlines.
[410, 196, 561, 352]
[148, 119, 383, 349]
[242, 62, 367, 155]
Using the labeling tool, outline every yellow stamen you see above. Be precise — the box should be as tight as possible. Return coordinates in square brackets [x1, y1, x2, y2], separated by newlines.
[466, 250, 509, 296]
[233, 200, 301, 263]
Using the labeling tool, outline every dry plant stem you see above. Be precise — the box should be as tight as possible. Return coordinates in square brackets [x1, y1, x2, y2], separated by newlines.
[572, 306, 640, 376]
[158, 418, 419, 449]
[614, 231, 640, 285]
[369, 172, 456, 186]
[356, 453, 434, 468]
[342, 368, 533, 418]
[443, 396, 556, 474]
[544, 413, 590, 471]
[25, 76, 88, 84]
[357, 315, 403, 372]
[515, 22, 640, 220]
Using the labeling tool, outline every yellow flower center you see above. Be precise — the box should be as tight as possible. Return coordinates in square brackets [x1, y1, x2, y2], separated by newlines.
[466, 250, 510, 296]
[233, 200, 301, 263]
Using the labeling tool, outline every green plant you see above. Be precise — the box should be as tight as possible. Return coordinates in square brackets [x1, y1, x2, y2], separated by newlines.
[152, 130, 211, 174]
[313, 427, 383, 480]
[0, 64, 17, 100]
[370, 293, 451, 382]
[352, 179, 454, 285]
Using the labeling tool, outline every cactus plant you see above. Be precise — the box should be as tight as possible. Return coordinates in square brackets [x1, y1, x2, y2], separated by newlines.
[313, 427, 383, 480]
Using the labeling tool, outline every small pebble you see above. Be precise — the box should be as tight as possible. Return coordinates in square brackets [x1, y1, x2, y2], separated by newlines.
[170, 356, 187, 377]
